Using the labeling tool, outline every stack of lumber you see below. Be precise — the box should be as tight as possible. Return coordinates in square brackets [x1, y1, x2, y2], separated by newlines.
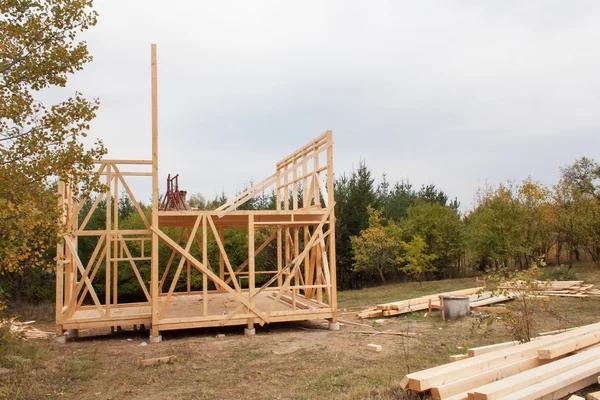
[499, 280, 598, 298]
[402, 322, 600, 399]
[358, 288, 514, 319]
[0, 318, 54, 339]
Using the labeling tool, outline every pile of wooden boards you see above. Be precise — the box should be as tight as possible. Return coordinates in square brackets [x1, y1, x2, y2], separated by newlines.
[357, 288, 514, 319]
[402, 321, 600, 399]
[499, 280, 599, 298]
[1, 319, 54, 339]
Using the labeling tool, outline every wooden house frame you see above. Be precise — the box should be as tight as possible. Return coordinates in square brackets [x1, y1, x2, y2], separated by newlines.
[54, 45, 338, 342]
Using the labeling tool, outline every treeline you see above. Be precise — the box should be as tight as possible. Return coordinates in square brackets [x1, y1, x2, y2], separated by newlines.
[334, 162, 461, 289]
[1, 157, 599, 302]
[338, 157, 600, 289]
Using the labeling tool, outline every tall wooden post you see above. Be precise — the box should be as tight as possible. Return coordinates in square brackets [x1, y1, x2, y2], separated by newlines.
[113, 171, 119, 304]
[105, 163, 111, 318]
[219, 226, 225, 282]
[55, 181, 66, 337]
[326, 130, 338, 324]
[276, 170, 282, 287]
[247, 215, 255, 332]
[150, 43, 161, 342]
[202, 216, 208, 316]
[64, 182, 72, 307]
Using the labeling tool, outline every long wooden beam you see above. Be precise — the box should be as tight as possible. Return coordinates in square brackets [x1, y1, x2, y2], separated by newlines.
[407, 321, 600, 391]
[150, 43, 160, 339]
[472, 346, 600, 400]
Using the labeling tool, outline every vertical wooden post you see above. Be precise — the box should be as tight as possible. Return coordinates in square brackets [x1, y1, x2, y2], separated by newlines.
[292, 163, 298, 211]
[55, 181, 66, 335]
[202, 216, 208, 316]
[292, 163, 299, 304]
[105, 163, 111, 317]
[284, 168, 290, 268]
[248, 215, 255, 329]
[186, 260, 191, 293]
[219, 226, 225, 282]
[313, 145, 320, 207]
[72, 183, 79, 301]
[276, 170, 282, 287]
[64, 181, 72, 307]
[113, 171, 119, 305]
[150, 43, 161, 341]
[326, 130, 337, 321]
[316, 244, 323, 304]
[302, 156, 309, 290]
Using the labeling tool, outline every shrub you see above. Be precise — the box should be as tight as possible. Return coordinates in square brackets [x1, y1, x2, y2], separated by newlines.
[540, 266, 579, 282]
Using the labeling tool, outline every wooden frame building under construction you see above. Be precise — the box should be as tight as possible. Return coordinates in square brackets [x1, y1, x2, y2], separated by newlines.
[54, 45, 338, 342]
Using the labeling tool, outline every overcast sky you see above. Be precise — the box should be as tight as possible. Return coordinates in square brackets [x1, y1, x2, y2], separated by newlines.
[60, 1, 600, 210]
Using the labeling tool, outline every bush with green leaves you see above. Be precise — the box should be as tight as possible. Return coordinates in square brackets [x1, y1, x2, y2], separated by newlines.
[540, 266, 579, 282]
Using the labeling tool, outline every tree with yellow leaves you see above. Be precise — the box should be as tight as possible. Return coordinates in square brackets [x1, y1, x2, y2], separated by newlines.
[1, 0, 105, 300]
[351, 206, 402, 284]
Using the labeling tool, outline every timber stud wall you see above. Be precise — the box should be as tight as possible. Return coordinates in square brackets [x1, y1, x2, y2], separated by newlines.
[54, 44, 338, 338]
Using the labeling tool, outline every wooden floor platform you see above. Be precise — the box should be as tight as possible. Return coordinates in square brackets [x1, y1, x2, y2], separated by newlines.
[61, 291, 334, 332]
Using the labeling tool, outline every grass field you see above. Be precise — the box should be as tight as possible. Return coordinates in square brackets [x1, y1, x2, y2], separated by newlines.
[1, 263, 600, 399]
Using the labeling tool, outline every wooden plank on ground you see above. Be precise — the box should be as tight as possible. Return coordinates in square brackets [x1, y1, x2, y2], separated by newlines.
[367, 344, 382, 352]
[376, 287, 483, 310]
[473, 306, 511, 314]
[469, 294, 515, 307]
[430, 356, 542, 399]
[357, 308, 383, 319]
[587, 391, 600, 400]
[494, 356, 600, 400]
[135, 355, 177, 368]
[406, 322, 600, 392]
[538, 331, 600, 360]
[471, 346, 600, 400]
[467, 337, 543, 357]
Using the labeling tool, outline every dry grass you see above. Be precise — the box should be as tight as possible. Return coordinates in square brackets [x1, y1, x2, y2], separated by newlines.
[1, 263, 600, 399]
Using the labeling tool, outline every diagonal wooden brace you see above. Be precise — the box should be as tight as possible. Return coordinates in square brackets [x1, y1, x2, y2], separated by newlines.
[63, 235, 105, 317]
[221, 207, 334, 324]
[150, 226, 270, 325]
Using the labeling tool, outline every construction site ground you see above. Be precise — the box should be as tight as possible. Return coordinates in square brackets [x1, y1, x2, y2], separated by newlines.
[3, 263, 600, 400]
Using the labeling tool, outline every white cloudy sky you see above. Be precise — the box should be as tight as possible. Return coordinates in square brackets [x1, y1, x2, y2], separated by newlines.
[60, 1, 600, 209]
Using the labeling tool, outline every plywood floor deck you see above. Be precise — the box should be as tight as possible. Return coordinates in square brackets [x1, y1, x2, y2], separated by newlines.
[62, 291, 328, 330]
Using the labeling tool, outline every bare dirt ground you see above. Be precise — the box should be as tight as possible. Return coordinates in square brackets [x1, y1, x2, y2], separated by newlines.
[2, 265, 600, 399]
